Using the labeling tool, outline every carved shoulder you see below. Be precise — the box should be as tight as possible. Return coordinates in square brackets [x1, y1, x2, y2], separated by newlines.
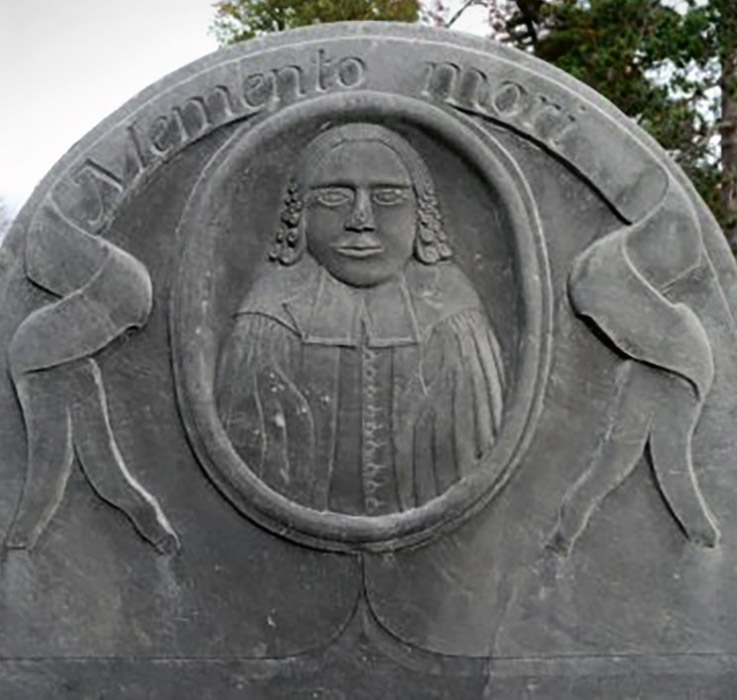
[406, 260, 485, 338]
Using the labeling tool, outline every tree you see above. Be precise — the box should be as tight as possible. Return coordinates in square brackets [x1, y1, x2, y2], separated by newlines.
[442, 0, 732, 245]
[717, 0, 737, 246]
[211, 0, 420, 44]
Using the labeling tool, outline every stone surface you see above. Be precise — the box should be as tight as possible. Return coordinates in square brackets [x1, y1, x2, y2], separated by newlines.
[2, 22, 737, 698]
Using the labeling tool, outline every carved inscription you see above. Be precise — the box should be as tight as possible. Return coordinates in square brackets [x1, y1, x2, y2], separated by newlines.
[47, 49, 367, 237]
[149, 87, 243, 158]
[70, 159, 125, 230]
[243, 52, 366, 108]
[422, 62, 578, 150]
[143, 49, 366, 166]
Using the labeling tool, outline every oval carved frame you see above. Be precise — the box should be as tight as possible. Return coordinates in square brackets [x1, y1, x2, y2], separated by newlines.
[171, 91, 552, 552]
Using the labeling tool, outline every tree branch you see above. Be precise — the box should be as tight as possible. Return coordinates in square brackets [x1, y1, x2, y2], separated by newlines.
[514, 0, 539, 47]
[446, 0, 479, 28]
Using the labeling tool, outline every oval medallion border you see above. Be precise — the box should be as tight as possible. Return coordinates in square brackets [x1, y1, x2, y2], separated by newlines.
[172, 90, 552, 552]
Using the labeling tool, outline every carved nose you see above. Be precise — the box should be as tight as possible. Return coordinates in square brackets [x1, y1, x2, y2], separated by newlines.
[345, 189, 375, 232]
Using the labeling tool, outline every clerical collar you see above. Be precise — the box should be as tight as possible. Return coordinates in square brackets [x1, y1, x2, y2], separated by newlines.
[283, 260, 421, 348]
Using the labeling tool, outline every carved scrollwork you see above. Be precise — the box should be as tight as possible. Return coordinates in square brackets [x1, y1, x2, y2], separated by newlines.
[5, 196, 178, 554]
[549, 183, 720, 557]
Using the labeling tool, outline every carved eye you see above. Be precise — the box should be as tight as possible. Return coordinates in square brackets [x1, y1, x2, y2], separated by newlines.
[372, 187, 409, 206]
[313, 187, 354, 207]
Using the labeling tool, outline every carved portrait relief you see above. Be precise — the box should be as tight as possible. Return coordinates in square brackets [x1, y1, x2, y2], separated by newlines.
[215, 123, 505, 516]
[172, 94, 550, 551]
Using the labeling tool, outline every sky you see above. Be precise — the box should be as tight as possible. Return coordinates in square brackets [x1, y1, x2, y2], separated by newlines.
[0, 0, 219, 214]
[0, 0, 487, 218]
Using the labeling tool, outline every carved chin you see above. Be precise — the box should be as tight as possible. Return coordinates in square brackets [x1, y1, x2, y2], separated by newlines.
[323, 260, 404, 287]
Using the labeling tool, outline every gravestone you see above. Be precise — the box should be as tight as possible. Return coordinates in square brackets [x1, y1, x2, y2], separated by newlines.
[2, 22, 737, 699]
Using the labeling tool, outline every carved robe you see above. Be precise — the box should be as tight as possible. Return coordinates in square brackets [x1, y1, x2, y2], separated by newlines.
[216, 255, 504, 515]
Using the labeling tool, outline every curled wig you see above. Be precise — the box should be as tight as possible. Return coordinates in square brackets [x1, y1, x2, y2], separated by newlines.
[269, 123, 452, 266]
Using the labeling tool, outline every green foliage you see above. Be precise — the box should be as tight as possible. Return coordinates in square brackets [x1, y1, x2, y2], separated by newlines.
[212, 0, 420, 44]
[499, 0, 723, 225]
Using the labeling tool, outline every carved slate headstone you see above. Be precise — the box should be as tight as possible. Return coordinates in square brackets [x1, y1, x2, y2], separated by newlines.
[2, 22, 737, 699]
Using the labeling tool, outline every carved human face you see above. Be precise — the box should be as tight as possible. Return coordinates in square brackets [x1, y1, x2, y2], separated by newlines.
[302, 140, 416, 287]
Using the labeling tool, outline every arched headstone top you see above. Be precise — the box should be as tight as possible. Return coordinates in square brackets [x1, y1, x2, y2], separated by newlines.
[2, 22, 737, 696]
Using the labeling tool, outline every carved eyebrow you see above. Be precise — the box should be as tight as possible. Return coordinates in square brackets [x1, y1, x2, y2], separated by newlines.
[309, 182, 411, 189]
[309, 183, 355, 189]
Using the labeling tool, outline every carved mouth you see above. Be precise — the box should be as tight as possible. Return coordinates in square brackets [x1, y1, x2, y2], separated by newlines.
[335, 245, 384, 259]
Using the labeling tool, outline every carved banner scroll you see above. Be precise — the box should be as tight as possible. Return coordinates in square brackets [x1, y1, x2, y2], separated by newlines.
[549, 180, 720, 556]
[5, 195, 178, 554]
